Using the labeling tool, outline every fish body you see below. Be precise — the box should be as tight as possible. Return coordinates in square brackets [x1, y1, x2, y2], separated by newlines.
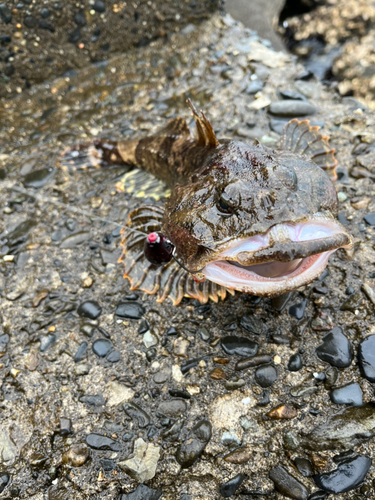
[62, 102, 353, 304]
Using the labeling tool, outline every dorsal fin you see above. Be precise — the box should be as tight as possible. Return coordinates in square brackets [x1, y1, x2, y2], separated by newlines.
[118, 205, 233, 305]
[279, 119, 338, 181]
[187, 99, 220, 148]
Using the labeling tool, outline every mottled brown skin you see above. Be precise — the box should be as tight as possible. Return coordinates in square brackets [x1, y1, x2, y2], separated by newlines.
[88, 113, 343, 274]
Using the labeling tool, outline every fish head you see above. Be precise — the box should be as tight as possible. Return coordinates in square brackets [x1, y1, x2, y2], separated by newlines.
[163, 140, 352, 296]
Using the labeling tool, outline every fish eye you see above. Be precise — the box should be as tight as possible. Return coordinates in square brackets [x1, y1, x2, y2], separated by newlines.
[217, 192, 234, 215]
[277, 167, 298, 191]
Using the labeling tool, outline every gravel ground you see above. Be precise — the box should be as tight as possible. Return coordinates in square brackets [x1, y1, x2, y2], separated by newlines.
[1, 11, 375, 500]
[0, 0, 223, 99]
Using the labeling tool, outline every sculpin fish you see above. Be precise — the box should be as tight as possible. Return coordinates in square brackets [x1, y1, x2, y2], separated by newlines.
[62, 100, 353, 304]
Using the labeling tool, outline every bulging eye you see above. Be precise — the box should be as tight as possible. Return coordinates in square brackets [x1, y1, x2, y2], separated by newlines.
[217, 192, 237, 216]
[277, 166, 298, 191]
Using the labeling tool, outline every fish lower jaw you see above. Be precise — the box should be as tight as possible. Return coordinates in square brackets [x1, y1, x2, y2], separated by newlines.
[202, 250, 336, 297]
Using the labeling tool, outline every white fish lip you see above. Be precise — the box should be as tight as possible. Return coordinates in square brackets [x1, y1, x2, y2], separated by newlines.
[202, 217, 353, 296]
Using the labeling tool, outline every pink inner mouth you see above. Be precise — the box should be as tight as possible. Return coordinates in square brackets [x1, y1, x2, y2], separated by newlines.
[202, 216, 352, 296]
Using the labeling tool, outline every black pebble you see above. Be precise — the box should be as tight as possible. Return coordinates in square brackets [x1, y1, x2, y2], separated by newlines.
[294, 457, 314, 477]
[345, 286, 354, 295]
[316, 327, 353, 368]
[68, 28, 81, 43]
[40, 333, 56, 352]
[0, 35, 11, 45]
[24, 15, 37, 28]
[219, 473, 246, 498]
[23, 168, 55, 188]
[288, 299, 307, 320]
[106, 349, 121, 363]
[0, 4, 12, 24]
[308, 492, 328, 500]
[79, 394, 105, 406]
[125, 293, 139, 301]
[240, 314, 263, 334]
[288, 353, 303, 371]
[337, 213, 349, 225]
[97, 326, 110, 339]
[364, 213, 375, 225]
[86, 433, 122, 451]
[255, 364, 277, 388]
[221, 336, 259, 357]
[74, 341, 88, 362]
[280, 90, 306, 100]
[38, 20, 55, 32]
[93, 0, 106, 12]
[92, 338, 113, 357]
[65, 218, 77, 231]
[270, 465, 308, 499]
[313, 454, 372, 494]
[330, 382, 363, 406]
[100, 459, 116, 471]
[166, 326, 178, 336]
[169, 389, 191, 399]
[115, 302, 145, 319]
[245, 80, 263, 94]
[59, 417, 72, 436]
[40, 8, 50, 18]
[0, 472, 10, 494]
[74, 11, 86, 26]
[123, 402, 151, 428]
[77, 300, 102, 319]
[138, 320, 149, 334]
[358, 335, 375, 382]
[119, 484, 162, 500]
[271, 291, 292, 311]
[176, 420, 212, 468]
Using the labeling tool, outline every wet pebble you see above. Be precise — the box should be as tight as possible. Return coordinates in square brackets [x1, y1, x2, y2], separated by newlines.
[176, 420, 212, 468]
[245, 80, 263, 94]
[119, 484, 162, 500]
[363, 212, 375, 225]
[219, 473, 246, 498]
[92, 338, 112, 357]
[269, 100, 316, 117]
[143, 330, 158, 349]
[313, 454, 372, 494]
[93, 0, 106, 12]
[23, 167, 55, 188]
[358, 335, 375, 382]
[123, 402, 151, 428]
[271, 291, 292, 311]
[24, 15, 37, 28]
[0, 472, 10, 493]
[330, 382, 363, 406]
[240, 314, 263, 334]
[79, 394, 105, 406]
[221, 336, 259, 357]
[138, 319, 149, 334]
[61, 444, 90, 467]
[288, 353, 302, 371]
[6, 219, 35, 247]
[224, 446, 251, 464]
[308, 491, 328, 500]
[316, 327, 353, 367]
[289, 299, 307, 320]
[118, 438, 160, 482]
[235, 354, 272, 371]
[100, 459, 116, 471]
[0, 4, 12, 23]
[255, 364, 277, 388]
[86, 433, 122, 451]
[280, 90, 306, 100]
[158, 399, 187, 417]
[311, 312, 333, 331]
[115, 302, 145, 319]
[59, 417, 72, 436]
[59, 231, 91, 248]
[294, 457, 314, 477]
[107, 349, 121, 363]
[77, 300, 102, 319]
[269, 465, 309, 500]
[39, 333, 56, 352]
[169, 389, 191, 400]
[74, 342, 88, 362]
[267, 404, 297, 419]
[221, 431, 241, 447]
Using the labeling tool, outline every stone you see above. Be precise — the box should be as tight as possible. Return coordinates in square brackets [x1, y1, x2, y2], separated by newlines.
[0, 4, 12, 23]
[176, 420, 212, 468]
[143, 331, 158, 349]
[302, 404, 375, 451]
[0, 430, 17, 463]
[224, 446, 252, 464]
[118, 438, 160, 482]
[363, 212, 375, 225]
[107, 381, 135, 406]
[86, 433, 122, 451]
[255, 364, 278, 388]
[267, 404, 297, 419]
[240, 314, 263, 334]
[269, 100, 316, 117]
[158, 399, 187, 417]
[221, 336, 259, 357]
[0, 472, 10, 493]
[235, 354, 272, 371]
[74, 341, 88, 362]
[289, 299, 308, 320]
[107, 349, 121, 362]
[123, 402, 151, 428]
[92, 338, 113, 357]
[79, 394, 105, 406]
[316, 327, 353, 368]
[219, 473, 246, 498]
[115, 302, 145, 319]
[77, 300, 102, 319]
[221, 431, 241, 447]
[280, 90, 306, 100]
[245, 80, 263, 94]
[59, 231, 91, 248]
[59, 418, 72, 436]
[269, 465, 309, 499]
[119, 484, 162, 500]
[153, 368, 171, 384]
[294, 457, 314, 477]
[288, 353, 303, 371]
[358, 335, 375, 382]
[313, 454, 372, 494]
[61, 444, 90, 467]
[330, 382, 363, 406]
[307, 491, 328, 500]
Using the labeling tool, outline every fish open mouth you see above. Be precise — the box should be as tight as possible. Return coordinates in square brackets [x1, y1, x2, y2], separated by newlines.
[203, 217, 352, 297]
